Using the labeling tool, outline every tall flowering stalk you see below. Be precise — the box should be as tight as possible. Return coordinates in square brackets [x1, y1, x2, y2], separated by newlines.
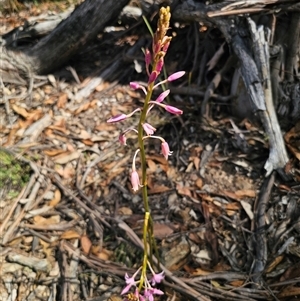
[108, 6, 184, 301]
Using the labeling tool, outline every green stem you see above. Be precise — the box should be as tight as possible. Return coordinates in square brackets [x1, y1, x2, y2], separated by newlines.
[139, 211, 150, 290]
[137, 80, 156, 288]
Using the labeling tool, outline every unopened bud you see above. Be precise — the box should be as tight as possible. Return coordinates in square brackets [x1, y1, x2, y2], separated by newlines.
[168, 71, 185, 82]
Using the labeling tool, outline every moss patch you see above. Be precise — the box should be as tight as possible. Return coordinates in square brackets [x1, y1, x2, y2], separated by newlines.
[0, 149, 31, 200]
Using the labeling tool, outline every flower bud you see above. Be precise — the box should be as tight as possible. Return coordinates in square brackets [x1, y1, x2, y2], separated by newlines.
[168, 71, 185, 82]
[107, 114, 127, 123]
[130, 82, 140, 90]
[165, 105, 183, 115]
[156, 89, 170, 103]
[148, 71, 158, 84]
[155, 58, 164, 73]
[145, 49, 152, 67]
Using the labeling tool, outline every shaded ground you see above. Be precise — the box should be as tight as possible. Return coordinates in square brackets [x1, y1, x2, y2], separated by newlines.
[1, 2, 300, 301]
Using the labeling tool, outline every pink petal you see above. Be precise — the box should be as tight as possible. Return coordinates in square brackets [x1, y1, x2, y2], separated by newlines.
[165, 105, 183, 115]
[156, 90, 170, 103]
[107, 114, 127, 123]
[119, 134, 127, 145]
[130, 82, 140, 90]
[148, 71, 158, 84]
[143, 123, 156, 135]
[131, 170, 140, 191]
[155, 58, 164, 73]
[163, 40, 170, 52]
[152, 288, 164, 295]
[167, 71, 185, 82]
[121, 284, 131, 295]
[145, 49, 152, 67]
[151, 271, 165, 285]
[161, 141, 173, 160]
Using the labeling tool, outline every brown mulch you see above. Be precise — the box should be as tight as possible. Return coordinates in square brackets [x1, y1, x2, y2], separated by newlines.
[1, 1, 300, 301]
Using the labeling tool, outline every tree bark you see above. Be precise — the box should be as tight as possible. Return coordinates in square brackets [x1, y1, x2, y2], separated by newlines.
[1, 0, 130, 76]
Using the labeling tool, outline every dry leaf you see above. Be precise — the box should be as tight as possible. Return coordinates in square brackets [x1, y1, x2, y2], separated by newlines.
[235, 189, 256, 198]
[225, 202, 240, 210]
[163, 166, 174, 180]
[44, 97, 56, 105]
[40, 240, 53, 260]
[11, 105, 43, 122]
[153, 223, 174, 239]
[229, 280, 245, 287]
[176, 184, 192, 197]
[147, 155, 168, 165]
[106, 168, 125, 184]
[148, 184, 171, 194]
[95, 249, 112, 260]
[44, 149, 66, 157]
[34, 215, 60, 225]
[195, 178, 203, 189]
[118, 207, 133, 215]
[82, 139, 94, 146]
[53, 151, 81, 164]
[7, 236, 23, 246]
[95, 123, 116, 131]
[193, 157, 200, 170]
[60, 229, 80, 239]
[278, 286, 300, 298]
[74, 100, 97, 115]
[81, 235, 92, 254]
[55, 165, 75, 179]
[213, 262, 231, 271]
[186, 162, 194, 172]
[49, 189, 61, 207]
[11, 104, 31, 119]
[57, 93, 68, 108]
[191, 268, 211, 276]
[188, 232, 201, 244]
[147, 159, 157, 173]
[95, 82, 110, 92]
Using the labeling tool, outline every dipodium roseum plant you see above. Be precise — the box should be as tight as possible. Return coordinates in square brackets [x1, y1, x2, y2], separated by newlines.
[107, 6, 185, 301]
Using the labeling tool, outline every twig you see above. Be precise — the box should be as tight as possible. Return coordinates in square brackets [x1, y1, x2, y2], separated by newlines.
[285, 12, 300, 81]
[0, 185, 27, 236]
[251, 172, 275, 285]
[52, 174, 111, 229]
[247, 18, 289, 176]
[2, 169, 42, 244]
[201, 55, 236, 116]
